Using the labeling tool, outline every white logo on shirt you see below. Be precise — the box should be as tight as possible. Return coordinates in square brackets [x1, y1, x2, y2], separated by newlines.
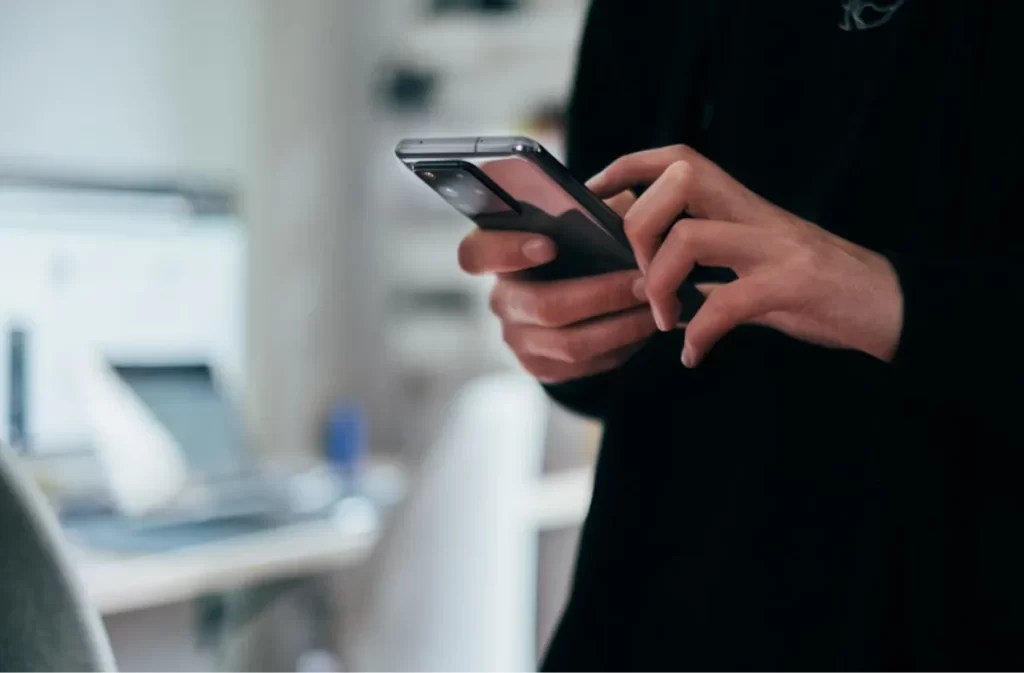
[839, 0, 905, 31]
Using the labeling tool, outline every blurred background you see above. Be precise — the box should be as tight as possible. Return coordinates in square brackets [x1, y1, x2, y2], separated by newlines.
[0, 0, 602, 670]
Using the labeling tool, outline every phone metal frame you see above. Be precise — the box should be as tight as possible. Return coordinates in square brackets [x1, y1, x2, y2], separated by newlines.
[395, 136, 629, 248]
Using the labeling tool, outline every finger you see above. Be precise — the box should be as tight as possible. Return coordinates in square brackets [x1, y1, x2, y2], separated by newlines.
[586, 145, 697, 197]
[504, 307, 656, 363]
[682, 273, 781, 367]
[643, 220, 763, 330]
[673, 283, 723, 329]
[623, 159, 700, 272]
[517, 345, 642, 384]
[458, 229, 556, 275]
[604, 190, 637, 217]
[490, 270, 646, 327]
[588, 145, 767, 224]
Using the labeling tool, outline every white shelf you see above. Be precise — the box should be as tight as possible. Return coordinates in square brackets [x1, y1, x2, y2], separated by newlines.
[402, 8, 584, 73]
[431, 67, 575, 123]
[394, 8, 585, 122]
[389, 315, 492, 370]
[389, 223, 481, 288]
[373, 1, 590, 427]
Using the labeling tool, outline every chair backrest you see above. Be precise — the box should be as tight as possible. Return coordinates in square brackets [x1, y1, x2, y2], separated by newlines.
[344, 372, 550, 671]
[0, 447, 115, 671]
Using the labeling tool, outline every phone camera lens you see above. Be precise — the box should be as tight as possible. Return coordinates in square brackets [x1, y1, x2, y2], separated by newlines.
[422, 171, 435, 180]
[441, 186, 459, 198]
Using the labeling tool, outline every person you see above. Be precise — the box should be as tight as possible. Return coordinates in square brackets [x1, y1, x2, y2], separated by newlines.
[458, 0, 1024, 669]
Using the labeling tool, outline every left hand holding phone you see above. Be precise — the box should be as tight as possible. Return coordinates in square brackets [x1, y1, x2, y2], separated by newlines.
[458, 192, 658, 384]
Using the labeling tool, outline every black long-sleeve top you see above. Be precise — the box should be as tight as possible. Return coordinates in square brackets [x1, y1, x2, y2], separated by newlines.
[541, 1, 1024, 669]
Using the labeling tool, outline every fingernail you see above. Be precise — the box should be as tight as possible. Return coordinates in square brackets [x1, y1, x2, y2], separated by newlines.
[681, 343, 695, 368]
[632, 277, 647, 300]
[522, 238, 555, 263]
[654, 309, 670, 332]
[585, 171, 603, 188]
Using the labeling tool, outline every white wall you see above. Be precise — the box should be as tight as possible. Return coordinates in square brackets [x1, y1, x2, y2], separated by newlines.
[243, 0, 384, 466]
[0, 0, 257, 182]
[0, 0, 256, 447]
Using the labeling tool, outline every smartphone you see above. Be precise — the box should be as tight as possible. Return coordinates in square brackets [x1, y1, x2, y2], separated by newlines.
[395, 135, 705, 321]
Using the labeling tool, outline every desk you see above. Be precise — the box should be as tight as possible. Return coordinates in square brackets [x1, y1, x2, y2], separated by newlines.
[73, 513, 380, 616]
[68, 512, 380, 671]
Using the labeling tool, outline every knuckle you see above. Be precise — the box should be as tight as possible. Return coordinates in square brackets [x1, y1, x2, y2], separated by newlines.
[673, 145, 702, 167]
[672, 143, 695, 157]
[703, 297, 733, 324]
[553, 332, 585, 363]
[671, 219, 695, 246]
[703, 292, 746, 329]
[645, 273, 674, 301]
[516, 290, 546, 325]
[497, 281, 553, 325]
[531, 296, 560, 327]
[529, 286, 569, 327]
[665, 159, 694, 187]
[623, 212, 644, 245]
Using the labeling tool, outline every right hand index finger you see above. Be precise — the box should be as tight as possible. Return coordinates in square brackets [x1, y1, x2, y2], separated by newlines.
[457, 229, 556, 275]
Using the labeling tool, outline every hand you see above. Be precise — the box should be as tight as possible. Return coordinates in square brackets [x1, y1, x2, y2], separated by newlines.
[588, 145, 904, 367]
[457, 193, 657, 383]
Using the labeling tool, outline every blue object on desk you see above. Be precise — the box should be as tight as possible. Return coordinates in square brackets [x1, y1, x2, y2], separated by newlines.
[325, 402, 366, 480]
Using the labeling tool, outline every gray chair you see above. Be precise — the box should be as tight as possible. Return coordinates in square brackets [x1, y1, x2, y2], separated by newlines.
[0, 448, 114, 671]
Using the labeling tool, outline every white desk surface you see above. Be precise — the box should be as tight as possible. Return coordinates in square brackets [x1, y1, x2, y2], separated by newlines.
[72, 463, 592, 616]
[72, 514, 379, 615]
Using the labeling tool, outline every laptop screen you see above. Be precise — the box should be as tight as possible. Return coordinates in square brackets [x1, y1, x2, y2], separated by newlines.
[110, 363, 249, 479]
